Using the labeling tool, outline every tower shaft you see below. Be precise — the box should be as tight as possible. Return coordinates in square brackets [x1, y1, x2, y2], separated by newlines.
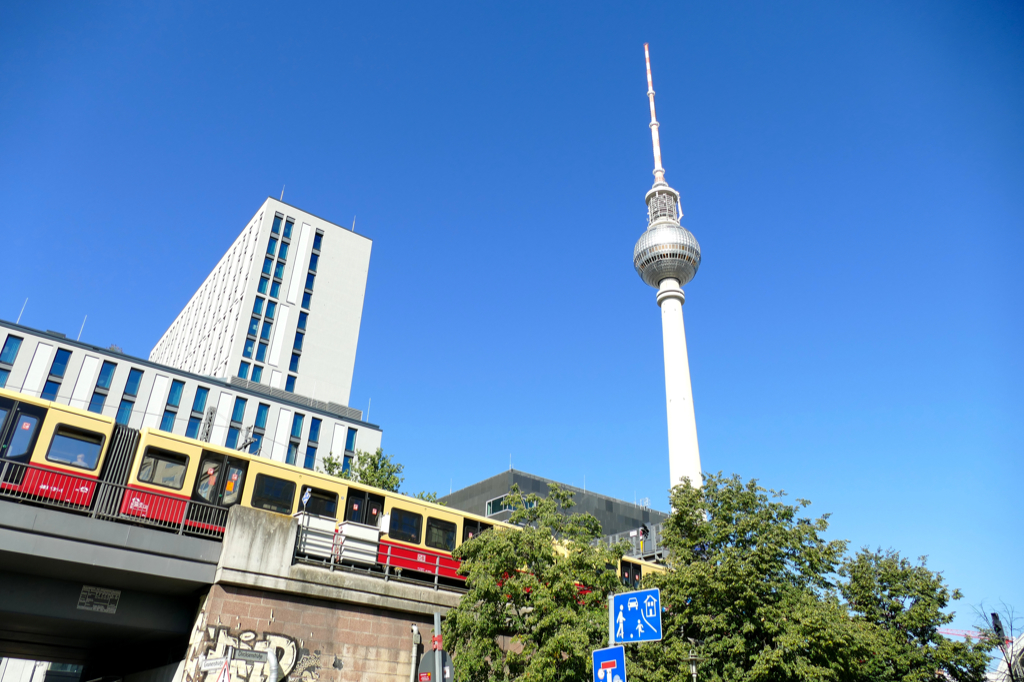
[657, 279, 702, 488]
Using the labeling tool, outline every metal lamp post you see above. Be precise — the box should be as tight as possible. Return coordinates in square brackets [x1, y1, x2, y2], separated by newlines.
[687, 649, 704, 682]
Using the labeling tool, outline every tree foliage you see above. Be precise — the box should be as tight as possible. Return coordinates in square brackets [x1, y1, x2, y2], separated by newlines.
[632, 473, 993, 682]
[444, 484, 625, 682]
[320, 447, 443, 502]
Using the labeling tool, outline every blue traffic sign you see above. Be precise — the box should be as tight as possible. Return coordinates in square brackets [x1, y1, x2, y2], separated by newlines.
[592, 645, 626, 682]
[610, 588, 662, 644]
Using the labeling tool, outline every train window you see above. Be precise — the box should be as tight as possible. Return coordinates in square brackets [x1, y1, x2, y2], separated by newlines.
[194, 457, 222, 504]
[45, 426, 104, 470]
[620, 561, 642, 588]
[299, 485, 338, 518]
[425, 518, 457, 552]
[251, 474, 295, 514]
[5, 413, 41, 461]
[462, 520, 492, 543]
[388, 507, 422, 545]
[138, 447, 188, 490]
[222, 462, 247, 506]
[345, 490, 365, 524]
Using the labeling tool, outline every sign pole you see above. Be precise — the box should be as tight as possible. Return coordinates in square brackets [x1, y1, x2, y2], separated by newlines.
[608, 594, 615, 646]
[433, 612, 443, 682]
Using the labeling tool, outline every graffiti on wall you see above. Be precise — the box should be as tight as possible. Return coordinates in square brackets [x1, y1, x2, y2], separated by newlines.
[183, 625, 322, 682]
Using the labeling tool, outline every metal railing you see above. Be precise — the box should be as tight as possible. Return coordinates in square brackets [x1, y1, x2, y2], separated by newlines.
[0, 459, 228, 540]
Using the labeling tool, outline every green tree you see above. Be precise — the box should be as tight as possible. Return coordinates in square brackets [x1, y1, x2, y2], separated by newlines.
[321, 447, 404, 491]
[839, 548, 993, 681]
[635, 473, 863, 682]
[444, 483, 625, 682]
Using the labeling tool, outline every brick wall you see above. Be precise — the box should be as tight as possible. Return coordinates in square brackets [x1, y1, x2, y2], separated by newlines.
[181, 584, 434, 682]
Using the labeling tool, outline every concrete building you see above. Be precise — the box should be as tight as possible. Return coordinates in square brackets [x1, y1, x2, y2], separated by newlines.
[0, 320, 380, 471]
[438, 469, 668, 538]
[632, 45, 703, 491]
[149, 198, 371, 409]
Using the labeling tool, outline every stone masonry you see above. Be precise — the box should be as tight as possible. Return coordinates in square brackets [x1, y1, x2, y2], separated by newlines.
[180, 506, 461, 682]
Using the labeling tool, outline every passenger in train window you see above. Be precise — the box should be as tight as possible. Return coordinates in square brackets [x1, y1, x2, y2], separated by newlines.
[45, 426, 104, 470]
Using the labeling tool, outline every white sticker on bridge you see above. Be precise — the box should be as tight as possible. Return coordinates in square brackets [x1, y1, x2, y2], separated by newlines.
[77, 585, 121, 614]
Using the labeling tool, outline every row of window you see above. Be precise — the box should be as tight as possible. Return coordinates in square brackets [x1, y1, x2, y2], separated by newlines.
[285, 231, 322, 393]
[0, 335, 23, 388]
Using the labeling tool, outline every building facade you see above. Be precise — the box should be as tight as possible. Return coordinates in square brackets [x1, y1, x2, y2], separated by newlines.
[0, 321, 380, 471]
[438, 469, 668, 538]
[149, 197, 371, 409]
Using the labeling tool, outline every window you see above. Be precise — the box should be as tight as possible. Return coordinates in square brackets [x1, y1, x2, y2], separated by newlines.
[6, 413, 41, 461]
[389, 508, 422, 544]
[271, 215, 282, 234]
[286, 442, 297, 464]
[258, 276, 269, 294]
[285, 375, 296, 393]
[289, 353, 300, 372]
[194, 456, 221, 503]
[255, 403, 270, 429]
[299, 486, 337, 517]
[308, 417, 321, 444]
[308, 253, 318, 272]
[263, 257, 273, 276]
[313, 232, 323, 251]
[463, 520, 492, 543]
[284, 220, 294, 239]
[116, 368, 144, 425]
[274, 262, 285, 280]
[301, 292, 312, 310]
[297, 312, 308, 330]
[255, 342, 268, 363]
[265, 301, 276, 320]
[226, 396, 246, 448]
[248, 433, 263, 455]
[270, 281, 281, 298]
[342, 454, 352, 474]
[160, 379, 185, 432]
[237, 361, 250, 379]
[253, 297, 264, 315]
[345, 427, 357, 452]
[45, 425, 104, 470]
[266, 237, 278, 256]
[41, 348, 73, 401]
[243, 339, 255, 358]
[305, 273, 315, 291]
[231, 397, 246, 423]
[290, 413, 304, 439]
[248, 317, 260, 336]
[223, 461, 246, 505]
[260, 321, 272, 341]
[278, 243, 289, 261]
[425, 518, 457, 552]
[191, 386, 209, 413]
[0, 335, 22, 388]
[0, 336, 22, 364]
[87, 360, 117, 414]
[186, 387, 209, 439]
[137, 447, 188, 490]
[250, 366, 263, 383]
[293, 332, 304, 351]
[303, 444, 316, 470]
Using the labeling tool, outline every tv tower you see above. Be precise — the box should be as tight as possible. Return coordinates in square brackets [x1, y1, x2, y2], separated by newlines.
[633, 44, 703, 490]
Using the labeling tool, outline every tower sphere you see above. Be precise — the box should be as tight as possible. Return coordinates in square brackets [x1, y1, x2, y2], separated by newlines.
[633, 185, 702, 289]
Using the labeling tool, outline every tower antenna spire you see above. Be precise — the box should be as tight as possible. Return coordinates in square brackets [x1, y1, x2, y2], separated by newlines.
[645, 43, 666, 186]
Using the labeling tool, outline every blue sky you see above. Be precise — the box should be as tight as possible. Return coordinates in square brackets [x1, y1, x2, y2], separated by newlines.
[1, 2, 1021, 630]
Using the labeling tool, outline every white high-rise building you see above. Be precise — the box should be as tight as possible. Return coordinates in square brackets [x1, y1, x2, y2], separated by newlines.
[150, 198, 371, 411]
[632, 45, 703, 490]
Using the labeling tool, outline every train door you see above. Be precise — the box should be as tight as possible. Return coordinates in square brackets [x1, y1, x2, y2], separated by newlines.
[0, 398, 46, 485]
[344, 489, 384, 527]
[187, 451, 248, 529]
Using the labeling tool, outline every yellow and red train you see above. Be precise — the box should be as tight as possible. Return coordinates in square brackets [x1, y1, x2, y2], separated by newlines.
[0, 386, 661, 586]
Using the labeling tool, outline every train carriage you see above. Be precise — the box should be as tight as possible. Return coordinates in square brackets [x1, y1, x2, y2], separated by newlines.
[0, 387, 115, 507]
